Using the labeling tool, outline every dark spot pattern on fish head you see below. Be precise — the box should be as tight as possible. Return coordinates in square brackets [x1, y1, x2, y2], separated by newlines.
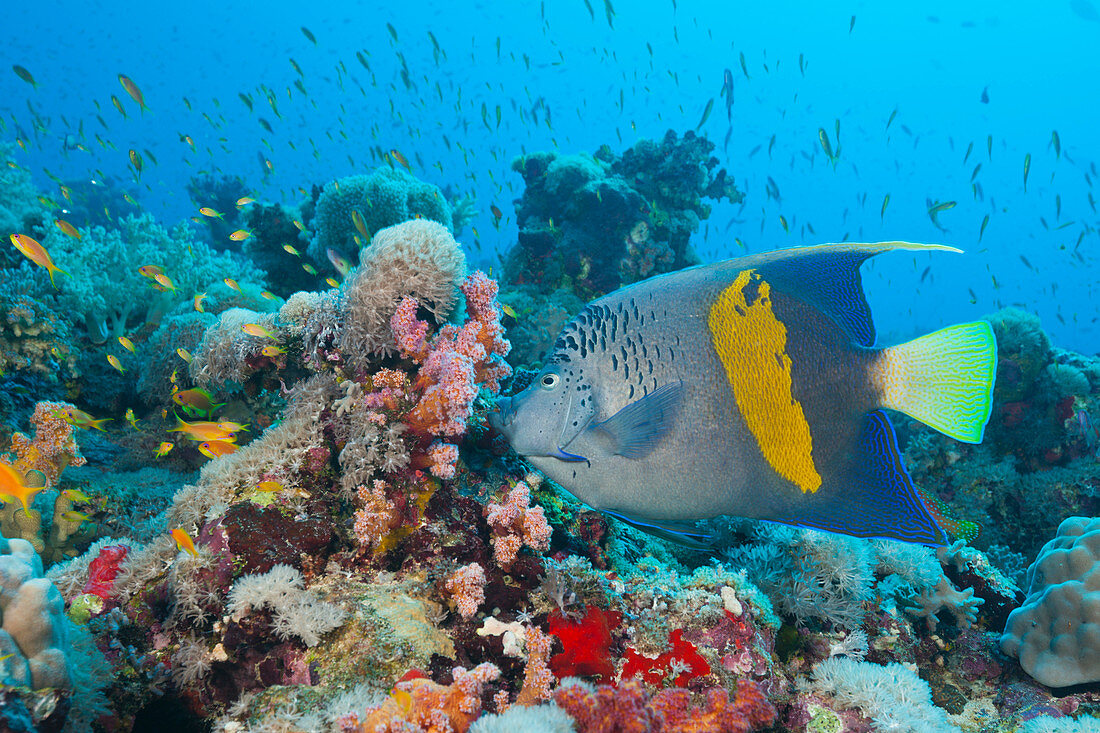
[493, 325, 596, 459]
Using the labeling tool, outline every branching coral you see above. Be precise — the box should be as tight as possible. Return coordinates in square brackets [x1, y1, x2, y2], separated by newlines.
[33, 214, 265, 342]
[5, 401, 86, 488]
[341, 662, 501, 732]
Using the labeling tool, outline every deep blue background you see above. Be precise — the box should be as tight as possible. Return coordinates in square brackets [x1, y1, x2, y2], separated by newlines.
[4, 0, 1098, 352]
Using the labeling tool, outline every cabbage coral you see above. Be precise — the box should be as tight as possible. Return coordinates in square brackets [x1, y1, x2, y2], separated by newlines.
[308, 167, 455, 268]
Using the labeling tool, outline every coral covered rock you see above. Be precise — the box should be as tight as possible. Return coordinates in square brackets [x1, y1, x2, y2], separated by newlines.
[308, 168, 456, 271]
[1001, 516, 1100, 687]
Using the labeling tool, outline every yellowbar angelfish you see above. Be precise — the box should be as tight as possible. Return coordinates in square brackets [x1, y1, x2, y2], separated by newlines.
[490, 243, 997, 546]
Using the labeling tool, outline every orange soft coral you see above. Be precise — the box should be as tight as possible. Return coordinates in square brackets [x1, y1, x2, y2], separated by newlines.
[341, 663, 500, 733]
[4, 401, 86, 488]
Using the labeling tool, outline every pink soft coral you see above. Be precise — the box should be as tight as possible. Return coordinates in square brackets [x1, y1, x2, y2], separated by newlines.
[389, 271, 512, 438]
[444, 562, 486, 620]
[485, 481, 551, 569]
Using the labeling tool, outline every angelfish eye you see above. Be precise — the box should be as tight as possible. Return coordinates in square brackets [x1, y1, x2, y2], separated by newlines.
[540, 373, 560, 389]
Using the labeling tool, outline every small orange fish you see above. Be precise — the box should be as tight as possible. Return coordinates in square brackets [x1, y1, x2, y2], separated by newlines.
[292, 219, 306, 232]
[180, 133, 196, 151]
[154, 272, 177, 292]
[194, 292, 207, 312]
[215, 420, 249, 434]
[199, 207, 224, 219]
[107, 354, 125, 373]
[54, 219, 81, 239]
[236, 196, 255, 207]
[172, 388, 223, 416]
[118, 336, 136, 353]
[9, 234, 67, 287]
[256, 480, 283, 492]
[129, 149, 143, 174]
[224, 278, 242, 292]
[302, 263, 318, 275]
[390, 148, 411, 172]
[229, 229, 252, 241]
[138, 264, 163, 279]
[169, 417, 236, 442]
[55, 406, 110, 432]
[199, 440, 238, 459]
[176, 348, 192, 363]
[62, 510, 90, 523]
[118, 74, 148, 113]
[261, 345, 285, 357]
[154, 441, 174, 458]
[0, 462, 42, 512]
[241, 323, 277, 339]
[171, 528, 198, 557]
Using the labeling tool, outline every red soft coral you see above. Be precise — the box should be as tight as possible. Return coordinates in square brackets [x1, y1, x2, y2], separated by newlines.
[83, 544, 129, 601]
[622, 629, 711, 687]
[548, 606, 622, 682]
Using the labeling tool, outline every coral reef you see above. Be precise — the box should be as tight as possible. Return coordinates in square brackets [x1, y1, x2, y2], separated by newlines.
[0, 293, 80, 380]
[26, 214, 267, 343]
[0, 143, 48, 269]
[4, 136, 1100, 733]
[505, 130, 742, 299]
[308, 168, 457, 273]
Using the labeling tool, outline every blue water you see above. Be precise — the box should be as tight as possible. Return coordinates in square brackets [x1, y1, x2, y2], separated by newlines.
[4, 0, 1097, 352]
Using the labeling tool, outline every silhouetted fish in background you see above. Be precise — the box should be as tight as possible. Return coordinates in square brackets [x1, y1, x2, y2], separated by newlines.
[491, 243, 997, 546]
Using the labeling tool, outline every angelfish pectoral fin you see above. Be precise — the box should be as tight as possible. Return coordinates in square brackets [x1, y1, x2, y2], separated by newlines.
[592, 380, 684, 459]
[552, 447, 588, 462]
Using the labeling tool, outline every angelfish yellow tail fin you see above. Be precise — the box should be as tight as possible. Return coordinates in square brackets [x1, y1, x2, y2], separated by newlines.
[873, 321, 997, 443]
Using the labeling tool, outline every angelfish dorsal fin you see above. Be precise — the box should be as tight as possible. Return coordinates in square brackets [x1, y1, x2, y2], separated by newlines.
[593, 380, 683, 459]
[753, 242, 962, 347]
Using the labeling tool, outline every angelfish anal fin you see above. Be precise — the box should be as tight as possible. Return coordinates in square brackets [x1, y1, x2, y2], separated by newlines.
[593, 380, 683, 459]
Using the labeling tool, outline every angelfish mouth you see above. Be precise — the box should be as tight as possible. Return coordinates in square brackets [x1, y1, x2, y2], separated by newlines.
[488, 397, 513, 433]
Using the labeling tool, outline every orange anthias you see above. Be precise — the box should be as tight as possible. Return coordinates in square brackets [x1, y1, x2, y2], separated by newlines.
[171, 528, 198, 557]
[0, 462, 42, 512]
[9, 234, 67, 287]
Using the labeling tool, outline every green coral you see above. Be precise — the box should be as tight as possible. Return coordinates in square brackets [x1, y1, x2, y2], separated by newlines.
[34, 214, 265, 343]
[308, 168, 454, 270]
